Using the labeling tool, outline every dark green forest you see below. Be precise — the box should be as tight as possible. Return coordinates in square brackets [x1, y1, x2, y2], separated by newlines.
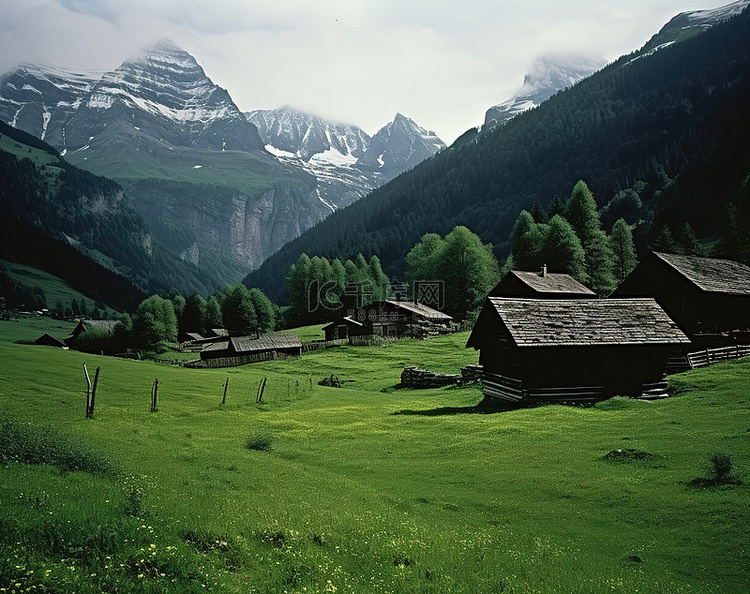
[245, 7, 750, 303]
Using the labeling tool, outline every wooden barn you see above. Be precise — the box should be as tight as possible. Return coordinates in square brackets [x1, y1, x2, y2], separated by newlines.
[66, 319, 118, 346]
[324, 300, 452, 340]
[466, 297, 690, 403]
[200, 334, 302, 362]
[489, 267, 596, 299]
[613, 252, 750, 344]
[35, 333, 67, 348]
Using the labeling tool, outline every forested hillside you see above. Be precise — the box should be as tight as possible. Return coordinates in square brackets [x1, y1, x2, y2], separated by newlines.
[0, 119, 217, 297]
[246, 8, 750, 302]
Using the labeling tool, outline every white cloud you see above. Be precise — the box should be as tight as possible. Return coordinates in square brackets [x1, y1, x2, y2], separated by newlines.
[0, 0, 739, 143]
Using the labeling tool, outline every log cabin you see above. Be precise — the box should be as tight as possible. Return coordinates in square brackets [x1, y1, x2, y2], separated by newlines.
[613, 252, 750, 346]
[489, 267, 596, 299]
[466, 297, 690, 403]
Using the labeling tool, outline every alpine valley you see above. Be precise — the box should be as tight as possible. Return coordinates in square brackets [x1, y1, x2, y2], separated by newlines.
[0, 40, 444, 294]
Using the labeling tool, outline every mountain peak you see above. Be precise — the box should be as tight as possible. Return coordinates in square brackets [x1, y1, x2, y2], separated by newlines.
[485, 53, 606, 127]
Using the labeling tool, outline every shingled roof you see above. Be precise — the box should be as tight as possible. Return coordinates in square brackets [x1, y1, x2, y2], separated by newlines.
[654, 252, 750, 295]
[230, 334, 302, 353]
[510, 270, 595, 295]
[383, 301, 453, 321]
[485, 297, 690, 347]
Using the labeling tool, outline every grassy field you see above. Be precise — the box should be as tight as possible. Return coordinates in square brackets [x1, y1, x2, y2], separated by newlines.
[1, 317, 748, 593]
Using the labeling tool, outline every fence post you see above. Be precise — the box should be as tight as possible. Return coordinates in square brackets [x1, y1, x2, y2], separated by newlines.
[222, 377, 229, 405]
[83, 363, 91, 418]
[88, 366, 100, 419]
[256, 377, 267, 404]
[151, 379, 159, 412]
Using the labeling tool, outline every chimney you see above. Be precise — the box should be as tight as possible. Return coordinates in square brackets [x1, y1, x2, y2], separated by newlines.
[541, 264, 547, 277]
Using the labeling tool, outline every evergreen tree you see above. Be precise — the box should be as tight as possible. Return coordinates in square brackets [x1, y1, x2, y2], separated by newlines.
[548, 195, 565, 219]
[715, 203, 750, 263]
[182, 294, 208, 335]
[650, 224, 683, 254]
[510, 210, 545, 271]
[609, 218, 638, 284]
[678, 222, 706, 257]
[286, 254, 313, 321]
[543, 215, 586, 282]
[368, 255, 392, 301]
[249, 288, 275, 334]
[530, 198, 548, 224]
[221, 285, 258, 336]
[586, 230, 616, 296]
[205, 296, 223, 330]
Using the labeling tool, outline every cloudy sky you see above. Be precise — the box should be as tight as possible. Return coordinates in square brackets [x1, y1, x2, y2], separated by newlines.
[0, 0, 737, 143]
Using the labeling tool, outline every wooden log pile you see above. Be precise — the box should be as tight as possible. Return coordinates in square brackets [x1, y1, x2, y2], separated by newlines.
[400, 365, 461, 388]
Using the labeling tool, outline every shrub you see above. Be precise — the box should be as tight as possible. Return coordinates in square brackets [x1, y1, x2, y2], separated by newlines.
[245, 433, 273, 452]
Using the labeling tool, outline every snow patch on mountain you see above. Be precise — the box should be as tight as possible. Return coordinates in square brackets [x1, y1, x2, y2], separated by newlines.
[485, 54, 606, 128]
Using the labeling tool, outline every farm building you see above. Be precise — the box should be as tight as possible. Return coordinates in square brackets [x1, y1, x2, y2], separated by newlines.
[466, 297, 690, 403]
[323, 300, 452, 340]
[200, 334, 302, 363]
[489, 267, 596, 299]
[66, 319, 118, 345]
[34, 333, 67, 348]
[613, 252, 750, 344]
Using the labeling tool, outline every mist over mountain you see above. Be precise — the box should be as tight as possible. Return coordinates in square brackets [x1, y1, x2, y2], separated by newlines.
[484, 54, 607, 127]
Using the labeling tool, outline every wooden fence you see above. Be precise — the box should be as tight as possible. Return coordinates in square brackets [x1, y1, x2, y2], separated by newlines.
[686, 344, 750, 369]
[184, 350, 297, 369]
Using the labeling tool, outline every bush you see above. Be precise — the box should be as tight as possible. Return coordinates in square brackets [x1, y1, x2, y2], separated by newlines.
[245, 433, 273, 452]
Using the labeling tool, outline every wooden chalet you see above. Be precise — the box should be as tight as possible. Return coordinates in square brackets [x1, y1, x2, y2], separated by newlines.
[324, 300, 452, 340]
[613, 252, 750, 345]
[66, 319, 118, 345]
[490, 267, 596, 299]
[466, 297, 690, 403]
[200, 334, 302, 362]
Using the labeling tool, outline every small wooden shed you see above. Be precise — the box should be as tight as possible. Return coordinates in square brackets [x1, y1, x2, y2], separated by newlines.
[490, 268, 596, 299]
[322, 315, 366, 341]
[200, 334, 302, 361]
[613, 252, 750, 343]
[466, 297, 690, 403]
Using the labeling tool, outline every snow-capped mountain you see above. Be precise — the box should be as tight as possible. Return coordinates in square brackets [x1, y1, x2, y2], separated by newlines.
[247, 106, 370, 162]
[484, 55, 607, 127]
[247, 106, 445, 210]
[0, 41, 323, 286]
[641, 0, 750, 53]
[358, 113, 446, 177]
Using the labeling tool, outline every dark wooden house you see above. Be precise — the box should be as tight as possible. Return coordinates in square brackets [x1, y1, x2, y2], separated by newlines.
[490, 267, 596, 299]
[66, 319, 118, 346]
[613, 252, 750, 345]
[35, 333, 67, 348]
[466, 297, 690, 403]
[200, 334, 302, 361]
[324, 301, 452, 340]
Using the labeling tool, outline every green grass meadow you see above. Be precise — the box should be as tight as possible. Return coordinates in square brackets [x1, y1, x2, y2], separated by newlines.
[1, 318, 748, 593]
